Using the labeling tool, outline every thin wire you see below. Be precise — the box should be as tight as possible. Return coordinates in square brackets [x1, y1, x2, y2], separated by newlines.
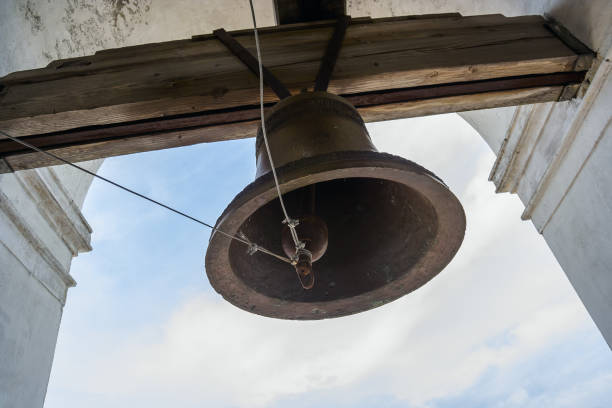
[247, 0, 302, 252]
[0, 129, 293, 265]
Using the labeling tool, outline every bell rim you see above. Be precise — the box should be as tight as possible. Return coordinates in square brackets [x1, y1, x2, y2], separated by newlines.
[205, 150, 466, 320]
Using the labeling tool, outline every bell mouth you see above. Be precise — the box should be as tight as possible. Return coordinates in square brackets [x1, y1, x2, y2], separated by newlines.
[205, 150, 465, 320]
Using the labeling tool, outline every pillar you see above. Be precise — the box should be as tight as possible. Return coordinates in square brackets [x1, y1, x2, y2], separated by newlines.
[0, 161, 100, 407]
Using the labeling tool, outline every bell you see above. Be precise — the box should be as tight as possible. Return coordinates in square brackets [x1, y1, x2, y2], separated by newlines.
[205, 92, 465, 320]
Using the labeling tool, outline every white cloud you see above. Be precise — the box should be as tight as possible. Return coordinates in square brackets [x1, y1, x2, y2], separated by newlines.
[46, 114, 610, 408]
[50, 283, 588, 407]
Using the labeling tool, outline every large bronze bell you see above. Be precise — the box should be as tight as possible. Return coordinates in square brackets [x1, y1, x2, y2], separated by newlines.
[205, 92, 465, 320]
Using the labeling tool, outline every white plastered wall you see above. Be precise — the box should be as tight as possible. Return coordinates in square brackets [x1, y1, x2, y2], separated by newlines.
[0, 162, 99, 408]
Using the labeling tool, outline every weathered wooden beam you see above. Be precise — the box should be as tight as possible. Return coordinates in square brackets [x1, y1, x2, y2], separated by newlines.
[0, 71, 584, 160]
[3, 87, 566, 171]
[0, 13, 593, 172]
[0, 83, 573, 171]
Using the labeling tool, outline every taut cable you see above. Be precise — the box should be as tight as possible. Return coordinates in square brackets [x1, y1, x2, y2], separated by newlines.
[0, 129, 293, 265]
[247, 0, 304, 257]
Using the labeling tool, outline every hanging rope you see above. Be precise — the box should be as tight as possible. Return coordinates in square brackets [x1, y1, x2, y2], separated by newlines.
[0, 129, 293, 265]
[247, 0, 304, 257]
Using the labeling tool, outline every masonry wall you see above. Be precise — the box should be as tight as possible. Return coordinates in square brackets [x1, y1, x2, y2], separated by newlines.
[0, 162, 102, 408]
[0, 244, 63, 407]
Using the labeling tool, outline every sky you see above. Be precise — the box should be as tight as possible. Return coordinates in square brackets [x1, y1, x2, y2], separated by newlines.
[43, 113, 612, 407]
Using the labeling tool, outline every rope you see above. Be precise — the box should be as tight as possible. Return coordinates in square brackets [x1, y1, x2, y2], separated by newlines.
[247, 0, 304, 256]
[0, 129, 293, 265]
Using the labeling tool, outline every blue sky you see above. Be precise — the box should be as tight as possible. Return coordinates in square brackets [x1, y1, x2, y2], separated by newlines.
[44, 114, 612, 407]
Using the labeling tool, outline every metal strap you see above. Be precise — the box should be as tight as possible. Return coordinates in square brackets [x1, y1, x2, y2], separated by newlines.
[213, 28, 291, 99]
[314, 15, 351, 92]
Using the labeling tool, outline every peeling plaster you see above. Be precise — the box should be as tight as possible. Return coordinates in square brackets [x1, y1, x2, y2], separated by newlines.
[0, 0, 276, 76]
[106, 0, 151, 29]
[58, 0, 152, 58]
[0, 0, 152, 75]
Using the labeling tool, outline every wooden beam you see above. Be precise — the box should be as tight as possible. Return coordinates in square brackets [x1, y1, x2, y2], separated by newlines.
[0, 71, 584, 158]
[2, 86, 567, 171]
[0, 13, 593, 172]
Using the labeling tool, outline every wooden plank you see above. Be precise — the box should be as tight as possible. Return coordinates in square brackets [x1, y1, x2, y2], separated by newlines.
[1, 15, 552, 89]
[359, 86, 564, 123]
[1, 16, 556, 91]
[344, 72, 584, 107]
[0, 14, 577, 137]
[2, 85, 564, 171]
[4, 121, 259, 171]
[0, 106, 264, 156]
[0, 14, 539, 85]
[0, 71, 584, 157]
[0, 41, 574, 138]
[0, 13, 593, 171]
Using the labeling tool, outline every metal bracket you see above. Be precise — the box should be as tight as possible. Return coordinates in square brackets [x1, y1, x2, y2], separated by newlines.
[314, 15, 351, 92]
[0, 157, 13, 174]
[239, 231, 260, 256]
[214, 15, 350, 100]
[213, 28, 292, 99]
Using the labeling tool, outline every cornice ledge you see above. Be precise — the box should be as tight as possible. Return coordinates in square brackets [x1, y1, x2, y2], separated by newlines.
[15, 169, 93, 256]
[522, 49, 612, 229]
[0, 189, 76, 304]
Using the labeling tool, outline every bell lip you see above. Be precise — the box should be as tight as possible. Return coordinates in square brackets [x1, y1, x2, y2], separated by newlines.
[205, 150, 466, 320]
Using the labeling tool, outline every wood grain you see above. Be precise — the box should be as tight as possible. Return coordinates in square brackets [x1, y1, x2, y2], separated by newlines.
[0, 13, 592, 171]
[0, 14, 577, 134]
[3, 86, 563, 171]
